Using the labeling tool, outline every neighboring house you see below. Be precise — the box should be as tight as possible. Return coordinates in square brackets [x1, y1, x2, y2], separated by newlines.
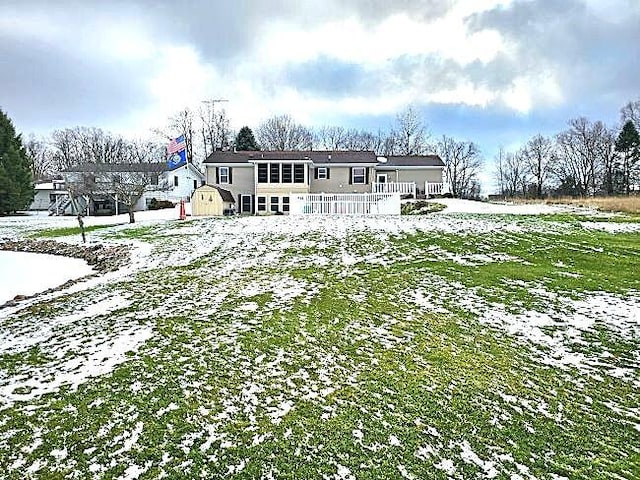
[191, 185, 236, 216]
[29, 180, 68, 212]
[202, 150, 445, 214]
[59, 162, 205, 216]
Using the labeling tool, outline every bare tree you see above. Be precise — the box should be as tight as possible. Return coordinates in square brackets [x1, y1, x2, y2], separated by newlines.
[256, 114, 313, 150]
[200, 101, 232, 156]
[126, 139, 165, 163]
[392, 106, 429, 155]
[554, 117, 611, 196]
[101, 165, 167, 223]
[621, 98, 640, 129]
[435, 135, 483, 198]
[50, 128, 82, 172]
[25, 134, 54, 182]
[505, 149, 530, 196]
[50, 127, 128, 172]
[315, 125, 348, 150]
[522, 134, 554, 198]
[76, 127, 127, 164]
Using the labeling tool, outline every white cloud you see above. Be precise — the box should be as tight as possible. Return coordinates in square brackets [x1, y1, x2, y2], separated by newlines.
[258, 10, 508, 68]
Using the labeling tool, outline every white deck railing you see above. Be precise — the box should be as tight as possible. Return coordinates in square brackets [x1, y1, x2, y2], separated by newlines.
[373, 182, 416, 197]
[290, 193, 400, 215]
[425, 182, 443, 196]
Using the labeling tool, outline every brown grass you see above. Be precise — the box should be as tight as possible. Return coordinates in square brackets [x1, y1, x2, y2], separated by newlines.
[544, 196, 640, 214]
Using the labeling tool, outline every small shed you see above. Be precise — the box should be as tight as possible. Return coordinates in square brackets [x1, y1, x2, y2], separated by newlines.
[191, 185, 235, 216]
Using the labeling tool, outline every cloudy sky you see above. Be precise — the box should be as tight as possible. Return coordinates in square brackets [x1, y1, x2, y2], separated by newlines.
[1, 0, 639, 188]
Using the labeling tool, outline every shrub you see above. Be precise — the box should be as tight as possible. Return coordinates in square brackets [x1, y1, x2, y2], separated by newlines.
[148, 198, 175, 210]
[401, 201, 446, 215]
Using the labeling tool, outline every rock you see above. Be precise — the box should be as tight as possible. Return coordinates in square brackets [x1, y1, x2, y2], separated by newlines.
[0, 239, 130, 274]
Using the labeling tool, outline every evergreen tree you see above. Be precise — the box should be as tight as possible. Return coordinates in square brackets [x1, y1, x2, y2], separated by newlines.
[0, 109, 34, 214]
[615, 120, 640, 194]
[235, 126, 259, 151]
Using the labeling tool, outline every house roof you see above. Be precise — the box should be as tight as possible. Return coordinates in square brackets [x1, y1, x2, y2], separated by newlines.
[380, 155, 445, 167]
[168, 162, 205, 178]
[204, 150, 378, 165]
[197, 184, 236, 203]
[62, 162, 167, 173]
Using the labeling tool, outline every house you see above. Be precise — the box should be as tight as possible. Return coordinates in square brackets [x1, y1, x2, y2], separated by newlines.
[29, 180, 68, 213]
[191, 185, 236, 216]
[202, 150, 445, 214]
[59, 162, 205, 216]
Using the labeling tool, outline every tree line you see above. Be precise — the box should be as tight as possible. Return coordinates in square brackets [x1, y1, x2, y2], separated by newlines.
[27, 104, 485, 199]
[495, 98, 640, 198]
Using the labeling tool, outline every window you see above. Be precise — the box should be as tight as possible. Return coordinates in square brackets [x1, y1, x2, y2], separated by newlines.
[282, 196, 290, 213]
[282, 164, 293, 183]
[294, 164, 305, 184]
[352, 167, 365, 184]
[316, 167, 327, 179]
[270, 196, 279, 212]
[174, 176, 179, 187]
[257, 196, 266, 212]
[193, 180, 198, 190]
[241, 195, 252, 213]
[151, 175, 159, 186]
[219, 166, 229, 184]
[270, 163, 280, 183]
[258, 164, 268, 183]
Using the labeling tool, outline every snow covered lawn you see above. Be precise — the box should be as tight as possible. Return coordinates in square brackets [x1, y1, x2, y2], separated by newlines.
[0, 201, 638, 478]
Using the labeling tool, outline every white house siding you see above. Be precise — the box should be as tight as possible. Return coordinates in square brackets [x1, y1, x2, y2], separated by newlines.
[30, 189, 53, 210]
[137, 164, 205, 210]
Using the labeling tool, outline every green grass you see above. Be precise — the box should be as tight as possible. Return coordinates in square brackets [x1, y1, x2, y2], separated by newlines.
[1, 214, 638, 479]
[29, 223, 120, 238]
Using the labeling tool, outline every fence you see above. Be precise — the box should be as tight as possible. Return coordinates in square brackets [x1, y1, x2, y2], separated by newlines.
[425, 182, 444, 196]
[373, 182, 416, 197]
[290, 193, 401, 215]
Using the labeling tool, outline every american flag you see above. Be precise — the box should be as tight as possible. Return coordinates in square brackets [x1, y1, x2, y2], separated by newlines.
[167, 134, 186, 155]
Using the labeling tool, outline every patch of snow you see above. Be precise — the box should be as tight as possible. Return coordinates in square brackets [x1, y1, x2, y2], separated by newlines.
[434, 458, 456, 475]
[432, 198, 574, 215]
[50, 447, 67, 461]
[0, 251, 94, 304]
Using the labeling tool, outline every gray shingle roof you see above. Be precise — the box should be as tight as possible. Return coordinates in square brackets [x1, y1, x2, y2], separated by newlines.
[381, 155, 445, 167]
[62, 162, 168, 173]
[214, 186, 235, 203]
[204, 150, 378, 164]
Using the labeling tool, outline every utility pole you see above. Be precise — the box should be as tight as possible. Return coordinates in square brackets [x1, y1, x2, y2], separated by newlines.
[202, 99, 229, 152]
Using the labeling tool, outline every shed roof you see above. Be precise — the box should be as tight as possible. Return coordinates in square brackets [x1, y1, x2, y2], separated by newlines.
[197, 184, 235, 203]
